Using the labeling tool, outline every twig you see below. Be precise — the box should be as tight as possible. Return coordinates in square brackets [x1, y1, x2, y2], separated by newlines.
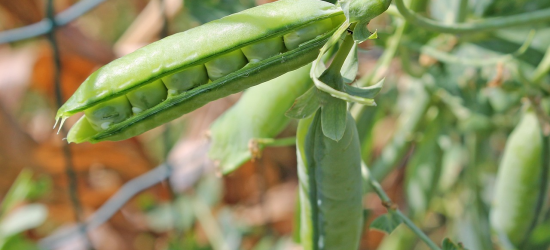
[249, 137, 297, 160]
[402, 30, 535, 67]
[394, 0, 550, 34]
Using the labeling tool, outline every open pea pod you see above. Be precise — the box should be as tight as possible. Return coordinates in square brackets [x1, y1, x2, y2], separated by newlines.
[208, 65, 312, 174]
[55, 0, 345, 143]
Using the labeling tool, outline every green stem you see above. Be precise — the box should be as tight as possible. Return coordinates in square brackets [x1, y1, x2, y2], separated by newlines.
[356, 19, 405, 87]
[422, 81, 471, 120]
[326, 27, 355, 76]
[532, 46, 550, 84]
[311, 22, 376, 105]
[465, 134, 495, 250]
[367, 83, 431, 186]
[192, 197, 229, 250]
[399, 46, 426, 78]
[363, 163, 441, 250]
[402, 30, 534, 67]
[253, 137, 297, 148]
[395, 210, 441, 250]
[456, 0, 468, 23]
[394, 0, 550, 34]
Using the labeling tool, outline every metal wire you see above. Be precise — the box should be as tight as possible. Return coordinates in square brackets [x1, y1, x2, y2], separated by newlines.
[0, 0, 107, 44]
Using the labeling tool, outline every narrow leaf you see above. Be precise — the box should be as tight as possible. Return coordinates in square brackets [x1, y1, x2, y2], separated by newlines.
[353, 20, 373, 43]
[343, 78, 385, 99]
[310, 21, 379, 105]
[341, 43, 359, 83]
[370, 212, 402, 234]
[321, 98, 347, 141]
[442, 238, 468, 250]
[286, 87, 321, 119]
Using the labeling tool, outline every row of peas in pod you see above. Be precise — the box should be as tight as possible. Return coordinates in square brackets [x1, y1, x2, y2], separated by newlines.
[83, 18, 336, 132]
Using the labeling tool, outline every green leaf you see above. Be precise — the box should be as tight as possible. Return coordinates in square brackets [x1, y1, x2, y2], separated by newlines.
[145, 197, 195, 233]
[353, 20, 374, 43]
[370, 212, 402, 234]
[343, 78, 384, 99]
[321, 98, 347, 141]
[0, 204, 47, 237]
[341, 43, 358, 83]
[340, 0, 390, 42]
[310, 21, 377, 105]
[209, 65, 312, 174]
[0, 169, 34, 219]
[0, 234, 39, 250]
[286, 87, 321, 119]
[442, 238, 468, 250]
[340, 0, 391, 23]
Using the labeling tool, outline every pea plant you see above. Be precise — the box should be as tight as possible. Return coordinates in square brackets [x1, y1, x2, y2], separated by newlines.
[54, 0, 550, 249]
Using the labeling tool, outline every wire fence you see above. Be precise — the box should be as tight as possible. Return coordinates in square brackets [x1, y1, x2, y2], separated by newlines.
[0, 0, 108, 44]
[0, 0, 192, 249]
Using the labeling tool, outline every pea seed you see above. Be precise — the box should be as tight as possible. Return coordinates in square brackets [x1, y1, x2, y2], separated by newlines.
[162, 64, 209, 96]
[241, 36, 285, 63]
[284, 18, 333, 50]
[126, 79, 168, 114]
[205, 49, 248, 80]
[84, 95, 132, 131]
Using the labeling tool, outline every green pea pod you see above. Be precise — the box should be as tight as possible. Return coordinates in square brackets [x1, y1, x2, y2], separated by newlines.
[490, 108, 544, 248]
[208, 65, 313, 174]
[55, 0, 345, 143]
[405, 108, 443, 220]
[297, 110, 363, 250]
[297, 115, 315, 250]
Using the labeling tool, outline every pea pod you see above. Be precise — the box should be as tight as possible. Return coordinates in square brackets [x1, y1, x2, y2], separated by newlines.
[208, 64, 313, 174]
[490, 108, 544, 248]
[297, 110, 363, 250]
[55, 0, 345, 143]
[405, 107, 443, 220]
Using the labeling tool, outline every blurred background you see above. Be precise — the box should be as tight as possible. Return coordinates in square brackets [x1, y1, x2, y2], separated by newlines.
[0, 0, 550, 249]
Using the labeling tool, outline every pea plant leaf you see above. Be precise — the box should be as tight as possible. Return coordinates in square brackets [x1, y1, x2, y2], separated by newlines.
[318, 65, 347, 141]
[341, 43, 358, 84]
[209, 65, 312, 174]
[442, 238, 468, 250]
[321, 98, 347, 141]
[286, 87, 321, 119]
[343, 78, 385, 99]
[370, 212, 402, 234]
[310, 21, 377, 106]
[339, 0, 391, 42]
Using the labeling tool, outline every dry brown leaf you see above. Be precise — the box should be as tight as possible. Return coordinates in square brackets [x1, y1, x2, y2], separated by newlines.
[0, 0, 42, 24]
[31, 44, 99, 103]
